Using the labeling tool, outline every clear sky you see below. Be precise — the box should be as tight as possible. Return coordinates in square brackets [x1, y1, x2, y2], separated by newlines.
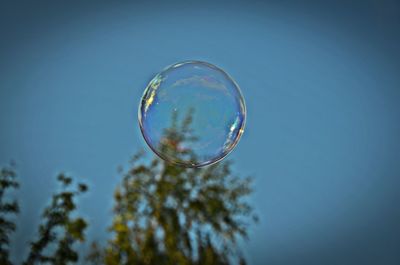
[1, 1, 400, 264]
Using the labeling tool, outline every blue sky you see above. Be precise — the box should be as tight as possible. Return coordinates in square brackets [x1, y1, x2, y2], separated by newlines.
[1, 1, 400, 264]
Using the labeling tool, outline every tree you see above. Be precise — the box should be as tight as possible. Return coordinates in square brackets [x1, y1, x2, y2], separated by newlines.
[0, 110, 256, 265]
[88, 111, 257, 265]
[23, 174, 88, 265]
[0, 163, 19, 265]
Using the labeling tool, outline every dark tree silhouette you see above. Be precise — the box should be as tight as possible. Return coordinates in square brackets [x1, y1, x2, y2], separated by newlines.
[0, 110, 256, 265]
[0, 163, 19, 265]
[88, 111, 257, 265]
[23, 174, 88, 265]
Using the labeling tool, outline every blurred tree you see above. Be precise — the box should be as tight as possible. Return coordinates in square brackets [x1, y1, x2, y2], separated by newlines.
[0, 163, 19, 265]
[88, 111, 257, 265]
[23, 174, 88, 265]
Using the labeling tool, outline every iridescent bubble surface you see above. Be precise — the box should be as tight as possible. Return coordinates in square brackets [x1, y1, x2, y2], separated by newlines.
[138, 61, 246, 167]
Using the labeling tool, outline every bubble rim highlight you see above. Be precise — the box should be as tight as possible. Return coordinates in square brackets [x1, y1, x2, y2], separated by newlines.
[138, 60, 246, 168]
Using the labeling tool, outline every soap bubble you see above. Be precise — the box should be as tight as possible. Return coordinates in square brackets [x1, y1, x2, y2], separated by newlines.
[138, 61, 246, 168]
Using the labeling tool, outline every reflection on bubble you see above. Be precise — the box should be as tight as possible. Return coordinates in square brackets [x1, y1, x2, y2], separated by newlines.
[138, 61, 246, 168]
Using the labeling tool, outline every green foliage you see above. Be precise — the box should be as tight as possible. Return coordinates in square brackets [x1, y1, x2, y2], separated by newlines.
[1, 110, 256, 265]
[88, 111, 257, 265]
[0, 163, 19, 265]
[23, 174, 88, 265]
